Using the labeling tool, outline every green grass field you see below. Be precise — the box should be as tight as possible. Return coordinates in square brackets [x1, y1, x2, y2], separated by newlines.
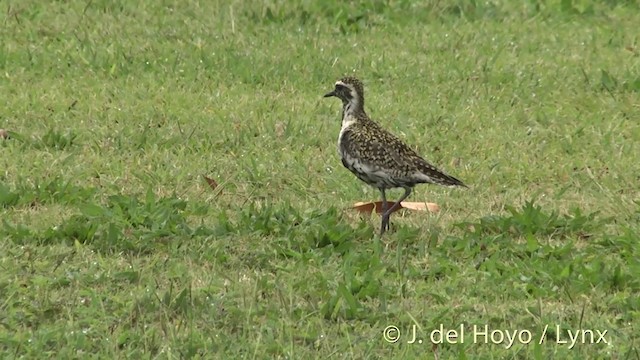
[1, 0, 639, 358]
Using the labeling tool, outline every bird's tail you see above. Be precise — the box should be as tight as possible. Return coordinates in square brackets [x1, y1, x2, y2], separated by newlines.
[416, 161, 468, 188]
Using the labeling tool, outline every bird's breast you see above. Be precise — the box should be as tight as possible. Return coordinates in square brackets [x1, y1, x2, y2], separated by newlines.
[338, 117, 356, 148]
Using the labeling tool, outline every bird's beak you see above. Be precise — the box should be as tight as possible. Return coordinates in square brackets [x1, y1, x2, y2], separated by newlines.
[323, 90, 336, 98]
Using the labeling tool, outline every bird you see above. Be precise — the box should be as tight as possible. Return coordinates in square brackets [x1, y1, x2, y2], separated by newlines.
[323, 76, 467, 235]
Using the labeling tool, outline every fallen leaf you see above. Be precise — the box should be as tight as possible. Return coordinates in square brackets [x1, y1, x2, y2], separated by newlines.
[353, 201, 393, 214]
[352, 201, 439, 214]
[203, 175, 218, 191]
[401, 201, 440, 213]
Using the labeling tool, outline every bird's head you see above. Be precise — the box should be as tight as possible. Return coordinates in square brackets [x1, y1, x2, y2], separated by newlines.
[324, 76, 365, 109]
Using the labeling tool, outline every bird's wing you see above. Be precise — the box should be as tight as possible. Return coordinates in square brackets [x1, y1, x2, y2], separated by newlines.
[341, 124, 415, 172]
[355, 123, 467, 187]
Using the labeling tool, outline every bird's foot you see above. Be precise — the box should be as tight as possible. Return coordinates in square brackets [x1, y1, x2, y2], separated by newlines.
[380, 215, 390, 236]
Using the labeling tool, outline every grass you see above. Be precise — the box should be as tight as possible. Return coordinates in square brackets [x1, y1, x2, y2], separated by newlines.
[1, 0, 639, 358]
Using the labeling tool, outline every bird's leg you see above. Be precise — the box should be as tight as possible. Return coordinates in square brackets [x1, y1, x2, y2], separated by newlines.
[380, 188, 388, 214]
[380, 187, 412, 235]
[380, 189, 389, 235]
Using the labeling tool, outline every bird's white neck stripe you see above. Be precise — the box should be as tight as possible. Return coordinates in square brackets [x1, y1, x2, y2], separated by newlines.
[342, 99, 360, 118]
[343, 101, 353, 116]
[341, 116, 356, 129]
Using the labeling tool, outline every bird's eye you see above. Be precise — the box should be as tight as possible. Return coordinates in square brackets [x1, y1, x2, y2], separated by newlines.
[336, 84, 348, 91]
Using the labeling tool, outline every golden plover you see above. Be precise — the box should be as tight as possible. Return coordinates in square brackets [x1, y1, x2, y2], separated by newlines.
[324, 76, 467, 235]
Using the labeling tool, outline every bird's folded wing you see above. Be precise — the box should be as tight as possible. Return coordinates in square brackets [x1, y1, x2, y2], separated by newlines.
[345, 138, 415, 174]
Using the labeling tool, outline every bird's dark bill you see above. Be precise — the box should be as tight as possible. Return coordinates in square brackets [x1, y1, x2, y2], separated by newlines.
[323, 90, 336, 98]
